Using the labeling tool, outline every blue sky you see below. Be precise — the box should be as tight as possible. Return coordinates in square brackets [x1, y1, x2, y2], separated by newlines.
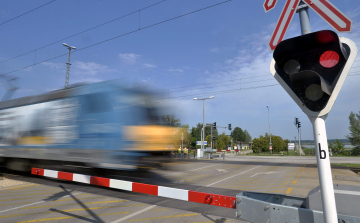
[0, 0, 359, 141]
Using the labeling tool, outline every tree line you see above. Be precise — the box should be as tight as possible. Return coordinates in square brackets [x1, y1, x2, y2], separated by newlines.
[161, 114, 251, 150]
[329, 111, 360, 156]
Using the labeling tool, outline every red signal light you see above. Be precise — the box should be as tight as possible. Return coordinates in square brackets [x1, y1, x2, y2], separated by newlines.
[204, 195, 212, 204]
[320, 51, 339, 68]
[316, 31, 337, 44]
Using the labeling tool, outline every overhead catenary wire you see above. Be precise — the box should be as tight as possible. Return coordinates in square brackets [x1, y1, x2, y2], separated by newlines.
[0, 0, 167, 65]
[166, 83, 280, 100]
[156, 74, 270, 93]
[1, 0, 233, 76]
[0, 0, 56, 27]
[160, 78, 276, 94]
[163, 72, 360, 100]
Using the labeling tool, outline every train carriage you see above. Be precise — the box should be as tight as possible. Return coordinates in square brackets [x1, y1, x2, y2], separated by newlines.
[0, 81, 176, 172]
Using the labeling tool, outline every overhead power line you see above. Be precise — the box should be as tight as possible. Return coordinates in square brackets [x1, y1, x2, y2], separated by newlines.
[2, 0, 233, 76]
[167, 83, 280, 100]
[156, 74, 270, 93]
[164, 72, 360, 100]
[0, 0, 56, 27]
[0, 0, 166, 64]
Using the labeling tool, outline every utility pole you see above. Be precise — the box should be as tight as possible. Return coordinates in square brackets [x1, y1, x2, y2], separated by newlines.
[295, 118, 302, 156]
[194, 96, 214, 151]
[266, 105, 272, 154]
[181, 133, 183, 149]
[63, 43, 76, 88]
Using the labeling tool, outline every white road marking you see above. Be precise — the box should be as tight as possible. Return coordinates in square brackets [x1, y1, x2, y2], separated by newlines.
[206, 166, 261, 187]
[111, 205, 156, 223]
[334, 189, 360, 196]
[250, 171, 285, 178]
[163, 163, 223, 177]
[0, 192, 81, 213]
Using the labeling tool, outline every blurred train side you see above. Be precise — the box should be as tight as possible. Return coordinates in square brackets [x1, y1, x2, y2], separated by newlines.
[0, 82, 177, 171]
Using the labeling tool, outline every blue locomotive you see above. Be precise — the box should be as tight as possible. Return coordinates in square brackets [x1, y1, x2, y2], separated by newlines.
[0, 81, 176, 171]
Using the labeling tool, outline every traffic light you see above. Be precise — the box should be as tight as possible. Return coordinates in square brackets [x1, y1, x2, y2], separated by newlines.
[297, 121, 301, 129]
[270, 30, 358, 116]
[213, 122, 216, 129]
[295, 118, 299, 126]
[212, 136, 215, 141]
[228, 124, 232, 131]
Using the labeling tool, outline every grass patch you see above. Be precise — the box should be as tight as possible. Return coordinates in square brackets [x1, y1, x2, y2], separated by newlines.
[331, 163, 360, 168]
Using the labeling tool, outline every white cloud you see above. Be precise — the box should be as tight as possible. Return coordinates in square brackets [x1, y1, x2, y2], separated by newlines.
[119, 53, 140, 64]
[42, 62, 64, 69]
[72, 61, 115, 76]
[143, 63, 157, 68]
[167, 69, 183, 73]
[42, 61, 115, 84]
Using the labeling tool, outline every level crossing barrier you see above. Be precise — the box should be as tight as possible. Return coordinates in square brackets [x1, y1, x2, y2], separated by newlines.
[31, 167, 236, 209]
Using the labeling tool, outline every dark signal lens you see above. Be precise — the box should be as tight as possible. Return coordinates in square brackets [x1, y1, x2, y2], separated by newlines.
[283, 59, 300, 75]
[319, 51, 339, 68]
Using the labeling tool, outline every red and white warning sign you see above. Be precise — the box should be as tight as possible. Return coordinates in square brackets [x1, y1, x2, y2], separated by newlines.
[303, 0, 352, 32]
[264, 0, 353, 50]
[268, 0, 301, 51]
[263, 0, 278, 12]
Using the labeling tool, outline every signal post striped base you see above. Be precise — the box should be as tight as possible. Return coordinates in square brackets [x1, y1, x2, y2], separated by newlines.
[31, 168, 236, 209]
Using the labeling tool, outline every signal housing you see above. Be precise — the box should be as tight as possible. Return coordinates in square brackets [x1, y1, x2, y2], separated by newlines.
[270, 30, 357, 117]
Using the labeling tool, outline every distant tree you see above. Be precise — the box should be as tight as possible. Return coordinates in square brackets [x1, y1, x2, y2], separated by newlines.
[231, 127, 245, 141]
[252, 134, 288, 153]
[205, 135, 211, 146]
[244, 130, 252, 142]
[190, 123, 218, 148]
[216, 132, 230, 150]
[161, 114, 181, 127]
[231, 127, 251, 142]
[178, 124, 191, 148]
[252, 137, 268, 153]
[346, 111, 360, 147]
[329, 139, 345, 155]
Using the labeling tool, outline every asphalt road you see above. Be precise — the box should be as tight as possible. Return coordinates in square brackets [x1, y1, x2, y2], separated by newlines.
[0, 155, 359, 223]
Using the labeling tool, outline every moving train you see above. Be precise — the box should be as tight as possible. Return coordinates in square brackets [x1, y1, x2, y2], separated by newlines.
[0, 81, 177, 172]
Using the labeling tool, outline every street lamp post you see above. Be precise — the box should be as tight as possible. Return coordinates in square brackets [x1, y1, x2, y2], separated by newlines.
[63, 43, 76, 88]
[194, 96, 214, 152]
[266, 105, 272, 154]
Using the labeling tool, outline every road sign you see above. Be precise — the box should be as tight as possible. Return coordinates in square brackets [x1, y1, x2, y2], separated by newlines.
[288, 143, 295, 149]
[268, 0, 300, 50]
[263, 0, 278, 12]
[303, 0, 352, 32]
[269, 146, 272, 150]
[196, 141, 207, 145]
[266, 0, 353, 51]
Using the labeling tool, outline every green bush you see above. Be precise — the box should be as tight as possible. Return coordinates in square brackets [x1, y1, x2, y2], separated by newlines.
[352, 146, 360, 156]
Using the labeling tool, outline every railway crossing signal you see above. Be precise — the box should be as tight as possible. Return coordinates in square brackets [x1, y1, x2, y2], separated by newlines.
[271, 30, 357, 116]
[267, 1, 357, 221]
[269, 29, 357, 223]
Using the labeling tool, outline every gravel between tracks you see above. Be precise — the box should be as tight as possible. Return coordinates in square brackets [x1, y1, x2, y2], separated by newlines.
[0, 174, 30, 189]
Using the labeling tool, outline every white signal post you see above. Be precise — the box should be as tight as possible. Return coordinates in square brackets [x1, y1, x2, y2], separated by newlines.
[310, 115, 338, 222]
